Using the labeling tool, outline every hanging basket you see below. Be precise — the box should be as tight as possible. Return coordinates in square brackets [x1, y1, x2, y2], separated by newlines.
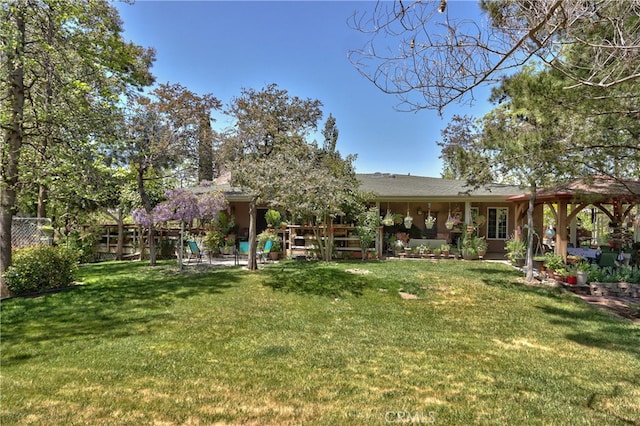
[382, 210, 394, 227]
[404, 215, 413, 229]
[425, 216, 436, 230]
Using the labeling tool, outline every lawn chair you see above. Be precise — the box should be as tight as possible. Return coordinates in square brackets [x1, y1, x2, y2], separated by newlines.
[187, 241, 205, 264]
[597, 251, 617, 271]
[257, 239, 273, 263]
[238, 241, 249, 257]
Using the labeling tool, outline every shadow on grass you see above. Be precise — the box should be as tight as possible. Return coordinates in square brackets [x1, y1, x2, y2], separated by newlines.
[260, 261, 370, 298]
[470, 265, 569, 301]
[0, 261, 239, 366]
[536, 304, 640, 357]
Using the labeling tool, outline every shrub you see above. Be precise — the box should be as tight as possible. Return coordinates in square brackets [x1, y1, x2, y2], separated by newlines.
[65, 229, 99, 263]
[3, 246, 79, 296]
[264, 209, 281, 228]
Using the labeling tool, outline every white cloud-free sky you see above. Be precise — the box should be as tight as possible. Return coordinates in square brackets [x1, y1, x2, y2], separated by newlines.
[115, 1, 495, 177]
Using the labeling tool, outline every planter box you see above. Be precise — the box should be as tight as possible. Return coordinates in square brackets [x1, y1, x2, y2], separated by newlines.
[590, 282, 640, 298]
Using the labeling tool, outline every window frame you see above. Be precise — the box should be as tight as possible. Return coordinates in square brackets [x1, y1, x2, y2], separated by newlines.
[487, 207, 508, 240]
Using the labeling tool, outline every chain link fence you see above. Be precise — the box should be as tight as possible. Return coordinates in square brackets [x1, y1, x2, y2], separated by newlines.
[11, 217, 53, 248]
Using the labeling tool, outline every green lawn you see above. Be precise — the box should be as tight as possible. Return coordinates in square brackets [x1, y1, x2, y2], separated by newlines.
[1, 259, 639, 425]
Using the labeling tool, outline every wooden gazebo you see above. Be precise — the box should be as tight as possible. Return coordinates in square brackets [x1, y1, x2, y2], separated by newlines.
[507, 177, 640, 258]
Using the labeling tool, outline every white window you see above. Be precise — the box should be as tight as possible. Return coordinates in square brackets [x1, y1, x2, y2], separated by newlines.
[487, 207, 508, 239]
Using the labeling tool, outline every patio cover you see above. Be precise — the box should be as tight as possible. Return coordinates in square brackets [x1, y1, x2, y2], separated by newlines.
[507, 176, 640, 258]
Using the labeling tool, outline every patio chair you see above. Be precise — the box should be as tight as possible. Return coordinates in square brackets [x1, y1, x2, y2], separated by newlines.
[257, 239, 273, 263]
[187, 241, 205, 263]
[238, 241, 249, 257]
[597, 252, 617, 269]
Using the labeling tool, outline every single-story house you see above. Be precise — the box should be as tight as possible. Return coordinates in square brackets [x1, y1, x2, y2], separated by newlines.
[193, 173, 535, 258]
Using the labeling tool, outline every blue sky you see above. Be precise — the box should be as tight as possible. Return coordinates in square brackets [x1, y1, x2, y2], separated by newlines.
[115, 1, 494, 177]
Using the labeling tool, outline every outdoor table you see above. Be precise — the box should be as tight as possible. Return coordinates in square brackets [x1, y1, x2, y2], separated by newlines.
[567, 247, 601, 262]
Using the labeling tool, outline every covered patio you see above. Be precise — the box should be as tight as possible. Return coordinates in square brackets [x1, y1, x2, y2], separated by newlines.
[508, 177, 640, 261]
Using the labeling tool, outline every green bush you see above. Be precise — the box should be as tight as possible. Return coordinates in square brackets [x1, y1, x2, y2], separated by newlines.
[4, 246, 79, 295]
[65, 230, 99, 263]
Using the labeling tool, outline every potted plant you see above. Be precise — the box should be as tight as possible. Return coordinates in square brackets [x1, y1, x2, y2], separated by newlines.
[257, 230, 282, 260]
[543, 252, 565, 276]
[504, 239, 526, 265]
[575, 261, 591, 286]
[566, 266, 578, 285]
[393, 239, 405, 256]
[424, 215, 436, 230]
[265, 209, 281, 228]
[382, 209, 395, 227]
[476, 237, 488, 258]
[461, 233, 479, 260]
[555, 268, 567, 282]
[404, 211, 413, 228]
[433, 247, 441, 259]
[222, 234, 236, 254]
[203, 229, 224, 255]
[440, 243, 451, 258]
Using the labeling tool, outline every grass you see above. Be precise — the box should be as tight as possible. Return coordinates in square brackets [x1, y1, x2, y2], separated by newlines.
[1, 259, 639, 425]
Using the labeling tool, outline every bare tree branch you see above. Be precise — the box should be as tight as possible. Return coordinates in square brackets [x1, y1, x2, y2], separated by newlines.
[349, 0, 640, 112]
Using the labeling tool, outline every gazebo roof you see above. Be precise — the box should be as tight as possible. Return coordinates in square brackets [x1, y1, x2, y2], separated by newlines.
[507, 176, 640, 204]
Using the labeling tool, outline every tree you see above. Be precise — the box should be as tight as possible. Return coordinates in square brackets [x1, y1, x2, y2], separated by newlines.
[121, 94, 182, 266]
[267, 139, 363, 262]
[224, 84, 323, 270]
[153, 83, 222, 184]
[322, 113, 339, 153]
[134, 188, 226, 269]
[349, 0, 640, 112]
[354, 206, 381, 261]
[1, 0, 154, 297]
[437, 115, 490, 181]
[440, 67, 577, 281]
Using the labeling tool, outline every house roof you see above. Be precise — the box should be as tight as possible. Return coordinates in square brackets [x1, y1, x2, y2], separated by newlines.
[192, 172, 524, 202]
[357, 173, 524, 201]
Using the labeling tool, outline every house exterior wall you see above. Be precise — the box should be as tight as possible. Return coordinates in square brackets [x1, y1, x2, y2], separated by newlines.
[222, 198, 525, 256]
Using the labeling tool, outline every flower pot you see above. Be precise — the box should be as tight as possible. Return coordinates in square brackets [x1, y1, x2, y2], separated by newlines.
[576, 271, 588, 286]
[567, 276, 578, 285]
[269, 251, 280, 260]
[462, 248, 478, 260]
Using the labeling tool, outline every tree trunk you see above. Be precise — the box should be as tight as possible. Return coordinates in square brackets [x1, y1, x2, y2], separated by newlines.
[104, 208, 125, 260]
[116, 210, 125, 261]
[525, 185, 537, 283]
[178, 220, 184, 270]
[247, 198, 258, 270]
[37, 184, 48, 219]
[136, 166, 156, 265]
[148, 226, 156, 266]
[0, 8, 26, 298]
